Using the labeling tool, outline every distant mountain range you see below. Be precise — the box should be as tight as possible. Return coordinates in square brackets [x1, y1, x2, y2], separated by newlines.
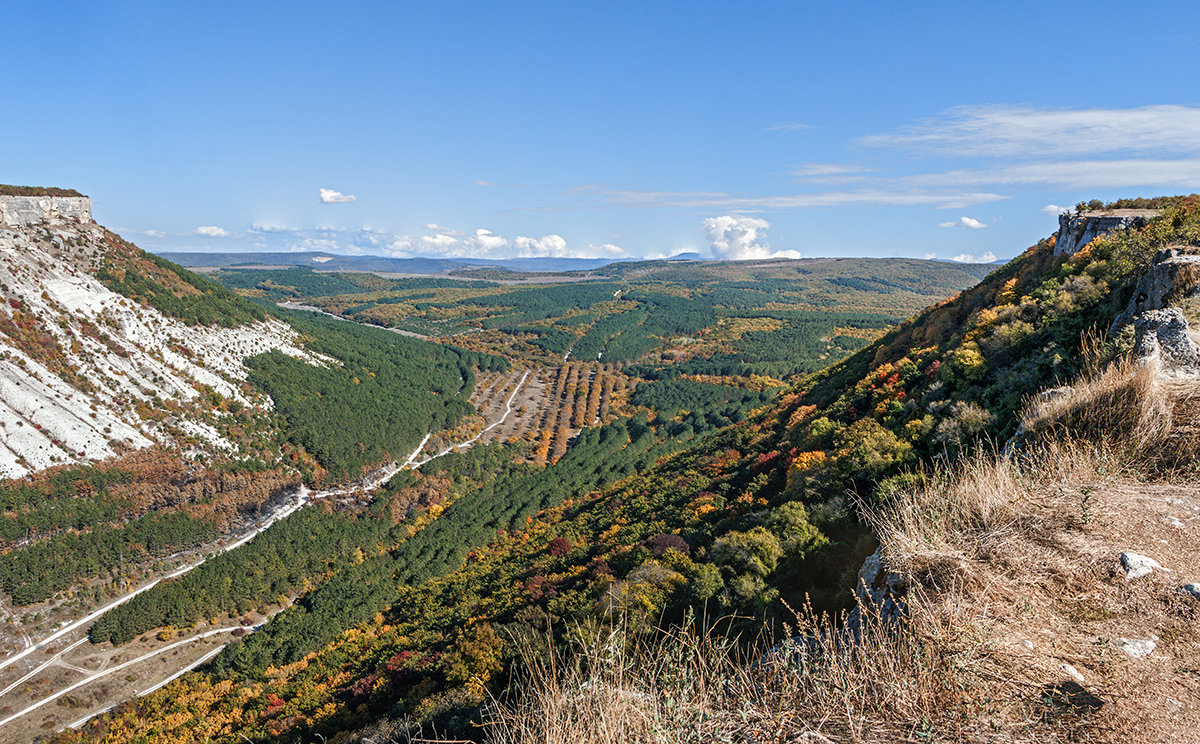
[158, 251, 634, 274]
[158, 250, 996, 275]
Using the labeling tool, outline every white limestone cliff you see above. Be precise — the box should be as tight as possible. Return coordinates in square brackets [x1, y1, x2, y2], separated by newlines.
[0, 195, 93, 227]
[0, 199, 330, 478]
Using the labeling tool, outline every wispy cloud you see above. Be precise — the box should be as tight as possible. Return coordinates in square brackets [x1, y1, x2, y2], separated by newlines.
[319, 188, 357, 204]
[859, 104, 1200, 158]
[938, 216, 987, 229]
[902, 158, 1200, 190]
[766, 122, 812, 132]
[194, 225, 231, 237]
[597, 188, 1007, 211]
[790, 163, 874, 181]
[425, 223, 465, 237]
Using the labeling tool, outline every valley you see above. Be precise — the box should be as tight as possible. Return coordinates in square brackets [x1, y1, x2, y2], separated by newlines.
[1, 192, 1197, 744]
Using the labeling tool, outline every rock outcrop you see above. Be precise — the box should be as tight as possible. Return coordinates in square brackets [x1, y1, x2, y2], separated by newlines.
[1110, 247, 1200, 375]
[1055, 209, 1159, 256]
[0, 195, 92, 227]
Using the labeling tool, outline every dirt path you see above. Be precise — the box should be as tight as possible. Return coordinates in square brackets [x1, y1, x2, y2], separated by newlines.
[276, 301, 433, 340]
[0, 627, 242, 730]
[413, 370, 529, 467]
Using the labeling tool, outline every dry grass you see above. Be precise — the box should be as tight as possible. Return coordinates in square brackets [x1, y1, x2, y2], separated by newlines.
[1019, 355, 1173, 458]
[483, 362, 1199, 744]
[484, 606, 1033, 744]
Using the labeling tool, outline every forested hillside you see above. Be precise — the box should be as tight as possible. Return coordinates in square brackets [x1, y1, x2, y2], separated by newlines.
[51, 200, 1200, 743]
[0, 214, 502, 658]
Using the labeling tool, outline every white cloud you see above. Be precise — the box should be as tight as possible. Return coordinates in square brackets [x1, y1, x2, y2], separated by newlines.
[951, 252, 998, 263]
[474, 179, 497, 187]
[923, 252, 937, 260]
[513, 234, 569, 257]
[250, 222, 293, 233]
[373, 226, 610, 260]
[425, 223, 465, 237]
[766, 122, 812, 132]
[903, 158, 1200, 190]
[319, 188, 357, 204]
[1042, 204, 1070, 216]
[702, 215, 802, 260]
[860, 104, 1200, 158]
[602, 188, 1006, 211]
[194, 225, 231, 237]
[938, 216, 988, 229]
[790, 163, 873, 180]
[466, 229, 510, 255]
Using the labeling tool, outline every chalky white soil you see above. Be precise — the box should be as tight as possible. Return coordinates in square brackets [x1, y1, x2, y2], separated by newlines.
[0, 218, 328, 478]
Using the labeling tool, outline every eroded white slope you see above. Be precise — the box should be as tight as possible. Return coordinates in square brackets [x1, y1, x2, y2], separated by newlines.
[0, 219, 327, 478]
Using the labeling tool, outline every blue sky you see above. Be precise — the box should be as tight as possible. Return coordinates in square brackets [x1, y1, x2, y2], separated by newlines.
[3, 1, 1199, 262]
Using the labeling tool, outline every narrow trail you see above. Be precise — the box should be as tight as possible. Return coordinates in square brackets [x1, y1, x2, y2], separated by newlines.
[0, 627, 242, 728]
[0, 560, 199, 677]
[276, 301, 433, 340]
[412, 370, 529, 467]
[0, 342, 522, 736]
[0, 637, 87, 698]
[0, 400, 436, 681]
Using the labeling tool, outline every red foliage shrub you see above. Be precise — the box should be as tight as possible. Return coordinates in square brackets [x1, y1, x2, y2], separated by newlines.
[644, 533, 690, 558]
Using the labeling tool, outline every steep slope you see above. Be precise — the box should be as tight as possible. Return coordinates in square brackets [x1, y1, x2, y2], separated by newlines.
[0, 194, 324, 478]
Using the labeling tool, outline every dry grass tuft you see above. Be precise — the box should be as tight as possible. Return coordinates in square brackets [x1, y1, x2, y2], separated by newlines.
[485, 600, 1060, 744]
[1020, 355, 1172, 458]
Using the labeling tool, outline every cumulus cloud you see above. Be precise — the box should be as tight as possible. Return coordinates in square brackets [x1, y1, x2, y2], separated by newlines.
[588, 243, 625, 256]
[319, 188, 357, 204]
[1042, 204, 1070, 216]
[938, 216, 988, 229]
[466, 228, 509, 254]
[951, 252, 998, 263]
[860, 104, 1200, 157]
[923, 252, 937, 260]
[194, 225, 231, 237]
[702, 215, 802, 260]
[513, 234, 569, 257]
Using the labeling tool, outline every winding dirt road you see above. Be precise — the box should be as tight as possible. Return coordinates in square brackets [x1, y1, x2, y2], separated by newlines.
[0, 367, 529, 737]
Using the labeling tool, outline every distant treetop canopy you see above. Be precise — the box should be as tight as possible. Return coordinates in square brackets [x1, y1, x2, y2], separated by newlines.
[0, 184, 87, 197]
